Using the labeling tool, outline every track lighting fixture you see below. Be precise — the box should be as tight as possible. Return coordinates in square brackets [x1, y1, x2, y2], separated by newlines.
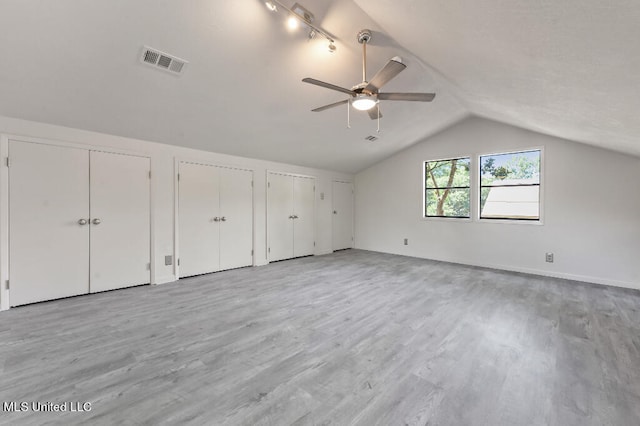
[287, 15, 299, 30]
[262, 1, 337, 52]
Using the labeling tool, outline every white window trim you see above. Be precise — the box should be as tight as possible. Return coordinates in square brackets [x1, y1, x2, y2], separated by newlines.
[422, 156, 472, 220]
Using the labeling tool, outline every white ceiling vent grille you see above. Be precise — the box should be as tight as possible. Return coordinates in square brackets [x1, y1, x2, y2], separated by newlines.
[140, 46, 188, 75]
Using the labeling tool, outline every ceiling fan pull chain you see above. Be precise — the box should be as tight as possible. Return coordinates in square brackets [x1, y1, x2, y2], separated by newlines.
[347, 98, 351, 129]
[377, 107, 380, 132]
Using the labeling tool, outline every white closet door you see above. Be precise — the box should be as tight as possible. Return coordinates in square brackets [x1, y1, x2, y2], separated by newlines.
[293, 176, 315, 257]
[332, 181, 354, 251]
[219, 168, 253, 270]
[179, 163, 220, 277]
[9, 141, 90, 306]
[267, 173, 294, 262]
[89, 152, 150, 293]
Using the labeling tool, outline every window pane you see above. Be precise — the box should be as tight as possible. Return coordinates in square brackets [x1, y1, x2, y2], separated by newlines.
[480, 185, 540, 220]
[426, 188, 470, 217]
[425, 158, 470, 188]
[480, 150, 540, 186]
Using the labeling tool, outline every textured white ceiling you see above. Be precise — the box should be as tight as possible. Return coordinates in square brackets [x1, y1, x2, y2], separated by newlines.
[0, 0, 637, 173]
[353, 0, 640, 158]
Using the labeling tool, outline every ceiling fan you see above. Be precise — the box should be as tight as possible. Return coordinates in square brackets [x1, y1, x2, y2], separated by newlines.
[302, 29, 436, 120]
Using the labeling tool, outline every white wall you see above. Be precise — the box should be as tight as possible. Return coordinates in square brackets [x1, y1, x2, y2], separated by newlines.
[355, 116, 640, 289]
[0, 115, 352, 310]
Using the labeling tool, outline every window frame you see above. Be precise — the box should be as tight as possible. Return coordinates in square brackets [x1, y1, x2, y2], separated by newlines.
[423, 156, 472, 220]
[477, 147, 544, 224]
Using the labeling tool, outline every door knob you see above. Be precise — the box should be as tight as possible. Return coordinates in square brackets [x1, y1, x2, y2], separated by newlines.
[220, 217, 227, 222]
[333, 210, 337, 214]
[289, 215, 294, 219]
[293, 215, 299, 219]
[78, 218, 88, 225]
[92, 218, 101, 225]
[213, 217, 220, 222]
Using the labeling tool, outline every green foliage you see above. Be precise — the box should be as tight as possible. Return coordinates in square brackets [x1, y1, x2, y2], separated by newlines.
[480, 151, 540, 185]
[426, 189, 470, 217]
[425, 158, 470, 217]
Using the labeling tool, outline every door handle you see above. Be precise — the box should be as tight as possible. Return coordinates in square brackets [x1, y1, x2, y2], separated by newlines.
[289, 215, 294, 219]
[220, 216, 226, 222]
[92, 218, 101, 225]
[293, 215, 299, 219]
[213, 217, 220, 222]
[333, 210, 337, 214]
[78, 218, 88, 225]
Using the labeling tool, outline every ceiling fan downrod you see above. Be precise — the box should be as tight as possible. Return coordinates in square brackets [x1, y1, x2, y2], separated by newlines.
[357, 29, 372, 84]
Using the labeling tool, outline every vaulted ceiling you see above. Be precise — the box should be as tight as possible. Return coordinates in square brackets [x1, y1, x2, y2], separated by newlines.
[1, 0, 638, 173]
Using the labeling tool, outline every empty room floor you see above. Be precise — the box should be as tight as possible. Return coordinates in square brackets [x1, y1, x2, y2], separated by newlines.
[1, 250, 639, 425]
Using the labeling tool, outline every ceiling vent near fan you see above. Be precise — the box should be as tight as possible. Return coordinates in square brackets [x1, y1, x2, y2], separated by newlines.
[140, 46, 188, 75]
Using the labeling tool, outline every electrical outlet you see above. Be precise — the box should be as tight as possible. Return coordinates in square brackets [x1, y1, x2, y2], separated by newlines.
[165, 255, 173, 266]
[404, 238, 408, 245]
[545, 252, 554, 263]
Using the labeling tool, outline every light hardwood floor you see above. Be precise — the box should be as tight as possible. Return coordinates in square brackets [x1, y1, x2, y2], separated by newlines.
[1, 250, 639, 425]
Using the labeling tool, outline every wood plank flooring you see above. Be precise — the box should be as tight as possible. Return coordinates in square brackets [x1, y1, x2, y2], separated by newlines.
[1, 249, 639, 425]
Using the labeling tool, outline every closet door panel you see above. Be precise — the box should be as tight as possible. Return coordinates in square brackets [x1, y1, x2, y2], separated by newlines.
[9, 141, 90, 306]
[332, 181, 354, 251]
[89, 151, 151, 293]
[293, 176, 315, 257]
[219, 168, 253, 270]
[179, 163, 220, 277]
[267, 173, 294, 262]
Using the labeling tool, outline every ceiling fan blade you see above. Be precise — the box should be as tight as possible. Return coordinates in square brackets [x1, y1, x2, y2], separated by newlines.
[302, 78, 355, 96]
[311, 99, 349, 112]
[365, 60, 407, 92]
[378, 92, 436, 102]
[367, 104, 382, 120]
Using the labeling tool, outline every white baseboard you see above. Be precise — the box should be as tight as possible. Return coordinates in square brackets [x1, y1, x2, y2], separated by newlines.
[362, 248, 639, 291]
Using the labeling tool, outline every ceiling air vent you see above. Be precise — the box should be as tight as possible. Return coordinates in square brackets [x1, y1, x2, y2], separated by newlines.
[140, 46, 188, 75]
[364, 135, 378, 141]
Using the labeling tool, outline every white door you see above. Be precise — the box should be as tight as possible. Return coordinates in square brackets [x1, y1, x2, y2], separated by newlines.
[219, 168, 253, 270]
[89, 151, 150, 293]
[9, 141, 90, 306]
[293, 176, 315, 257]
[267, 173, 294, 261]
[179, 162, 220, 277]
[332, 181, 354, 251]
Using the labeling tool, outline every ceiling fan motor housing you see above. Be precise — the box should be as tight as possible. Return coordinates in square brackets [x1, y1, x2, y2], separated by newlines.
[357, 29, 372, 44]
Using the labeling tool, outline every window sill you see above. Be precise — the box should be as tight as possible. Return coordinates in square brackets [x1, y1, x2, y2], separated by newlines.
[477, 218, 544, 226]
[421, 216, 472, 223]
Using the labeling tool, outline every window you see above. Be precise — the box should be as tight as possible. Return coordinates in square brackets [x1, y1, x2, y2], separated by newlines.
[424, 157, 470, 218]
[479, 149, 541, 220]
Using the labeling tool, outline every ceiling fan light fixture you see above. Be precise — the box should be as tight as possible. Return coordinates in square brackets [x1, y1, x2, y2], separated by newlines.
[352, 94, 377, 111]
[265, 1, 277, 12]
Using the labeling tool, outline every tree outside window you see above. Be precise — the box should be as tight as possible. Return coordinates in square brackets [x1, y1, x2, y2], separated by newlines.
[425, 157, 470, 218]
